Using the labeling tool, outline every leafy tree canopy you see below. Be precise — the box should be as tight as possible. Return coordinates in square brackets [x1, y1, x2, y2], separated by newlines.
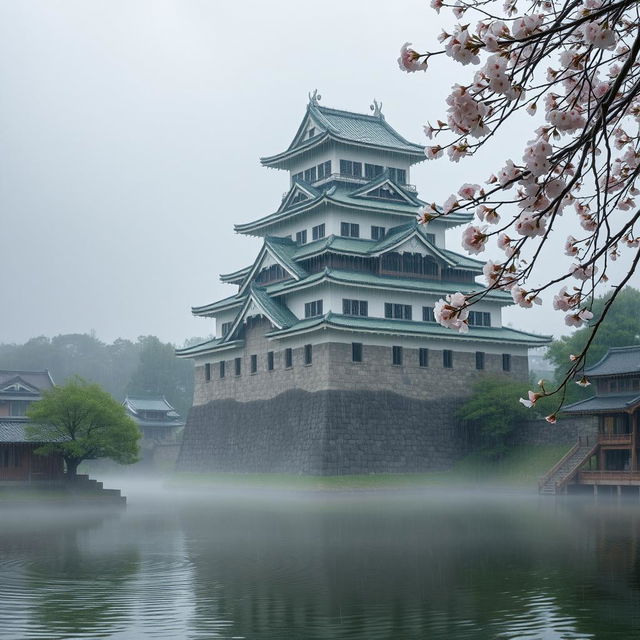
[26, 377, 141, 476]
[458, 377, 555, 459]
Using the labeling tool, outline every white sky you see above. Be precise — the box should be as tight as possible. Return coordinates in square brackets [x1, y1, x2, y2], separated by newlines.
[2, 0, 638, 346]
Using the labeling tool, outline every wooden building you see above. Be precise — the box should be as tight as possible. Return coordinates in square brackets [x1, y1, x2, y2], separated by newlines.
[540, 346, 640, 495]
[0, 370, 64, 483]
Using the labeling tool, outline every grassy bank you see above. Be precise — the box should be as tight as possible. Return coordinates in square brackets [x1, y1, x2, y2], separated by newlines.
[169, 444, 572, 492]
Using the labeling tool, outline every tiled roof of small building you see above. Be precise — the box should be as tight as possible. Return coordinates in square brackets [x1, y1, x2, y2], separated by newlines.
[563, 393, 640, 414]
[584, 345, 640, 377]
[0, 370, 54, 392]
[0, 421, 65, 443]
[125, 396, 177, 412]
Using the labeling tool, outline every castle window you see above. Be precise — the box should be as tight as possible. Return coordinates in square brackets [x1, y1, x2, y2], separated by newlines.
[205, 363, 211, 382]
[317, 160, 331, 180]
[304, 300, 323, 318]
[340, 159, 362, 177]
[267, 351, 274, 371]
[423, 306, 435, 322]
[234, 358, 241, 376]
[419, 348, 429, 368]
[392, 346, 403, 366]
[443, 350, 453, 368]
[342, 299, 368, 317]
[476, 352, 485, 370]
[219, 361, 225, 378]
[312, 224, 325, 241]
[296, 230, 307, 244]
[285, 348, 293, 368]
[385, 303, 412, 320]
[371, 225, 386, 240]
[388, 167, 407, 184]
[304, 167, 317, 183]
[352, 343, 363, 363]
[502, 354, 511, 372]
[365, 163, 383, 179]
[367, 186, 404, 201]
[468, 311, 491, 327]
[292, 171, 303, 183]
[250, 354, 258, 374]
[304, 344, 313, 365]
[340, 222, 360, 238]
[221, 322, 233, 337]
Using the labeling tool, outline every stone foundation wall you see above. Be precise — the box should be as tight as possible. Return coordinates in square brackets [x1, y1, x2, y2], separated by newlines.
[177, 389, 470, 475]
[512, 415, 598, 447]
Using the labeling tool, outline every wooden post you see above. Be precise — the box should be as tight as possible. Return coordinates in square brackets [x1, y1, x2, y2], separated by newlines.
[633, 411, 638, 472]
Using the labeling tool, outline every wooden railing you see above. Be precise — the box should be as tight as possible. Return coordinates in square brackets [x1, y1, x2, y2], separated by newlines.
[538, 436, 596, 492]
[598, 433, 632, 445]
[556, 440, 599, 492]
[578, 471, 640, 484]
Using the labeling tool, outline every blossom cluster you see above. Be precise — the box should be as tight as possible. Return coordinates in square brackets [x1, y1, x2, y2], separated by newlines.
[401, 0, 640, 407]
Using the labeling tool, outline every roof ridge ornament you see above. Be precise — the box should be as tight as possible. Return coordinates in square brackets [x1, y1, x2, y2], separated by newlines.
[309, 89, 321, 105]
[370, 99, 383, 117]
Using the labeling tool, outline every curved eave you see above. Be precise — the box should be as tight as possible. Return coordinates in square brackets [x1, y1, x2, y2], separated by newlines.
[192, 297, 244, 317]
[260, 132, 425, 170]
[220, 267, 251, 284]
[176, 339, 245, 358]
[266, 313, 550, 346]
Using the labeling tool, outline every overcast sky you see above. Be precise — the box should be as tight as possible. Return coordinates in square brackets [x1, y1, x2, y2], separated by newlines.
[2, 0, 638, 347]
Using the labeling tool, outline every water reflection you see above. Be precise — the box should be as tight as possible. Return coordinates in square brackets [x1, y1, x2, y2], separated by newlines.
[0, 490, 639, 639]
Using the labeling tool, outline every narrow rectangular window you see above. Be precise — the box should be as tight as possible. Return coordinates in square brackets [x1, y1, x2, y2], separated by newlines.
[304, 167, 317, 183]
[371, 225, 386, 240]
[312, 223, 325, 240]
[234, 357, 241, 376]
[342, 299, 368, 317]
[292, 171, 303, 183]
[324, 160, 331, 176]
[205, 363, 211, 381]
[469, 311, 491, 327]
[219, 361, 225, 378]
[267, 351, 274, 371]
[359, 301, 368, 316]
[396, 168, 406, 184]
[285, 348, 293, 368]
[502, 354, 511, 372]
[340, 159, 352, 175]
[295, 229, 307, 244]
[404, 305, 412, 320]
[443, 350, 453, 369]
[352, 342, 363, 363]
[476, 351, 485, 370]
[392, 346, 403, 366]
[365, 163, 383, 179]
[250, 354, 257, 374]
[384, 303, 393, 318]
[350, 223, 360, 238]
[304, 344, 312, 365]
[423, 306, 435, 322]
[419, 348, 429, 368]
[305, 300, 323, 318]
[340, 221, 350, 237]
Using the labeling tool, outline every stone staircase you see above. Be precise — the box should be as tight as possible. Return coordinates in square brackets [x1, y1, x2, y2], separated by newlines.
[539, 436, 598, 495]
[65, 474, 126, 505]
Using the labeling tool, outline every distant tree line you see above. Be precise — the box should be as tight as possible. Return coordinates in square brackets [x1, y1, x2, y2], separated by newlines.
[0, 333, 208, 417]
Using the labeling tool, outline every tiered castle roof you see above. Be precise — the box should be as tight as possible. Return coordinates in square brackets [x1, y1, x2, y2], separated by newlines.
[178, 97, 549, 359]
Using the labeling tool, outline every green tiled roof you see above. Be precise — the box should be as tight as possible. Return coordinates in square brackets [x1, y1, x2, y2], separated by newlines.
[563, 393, 640, 414]
[264, 237, 308, 280]
[220, 266, 251, 284]
[176, 337, 244, 357]
[249, 284, 298, 329]
[235, 183, 472, 235]
[584, 346, 640, 377]
[261, 102, 425, 169]
[349, 172, 422, 206]
[192, 294, 243, 316]
[266, 312, 550, 346]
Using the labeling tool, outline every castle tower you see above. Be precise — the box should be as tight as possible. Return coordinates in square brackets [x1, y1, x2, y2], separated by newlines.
[176, 95, 549, 474]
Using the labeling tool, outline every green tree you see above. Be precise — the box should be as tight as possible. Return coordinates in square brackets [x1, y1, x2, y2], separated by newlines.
[458, 377, 555, 459]
[26, 378, 140, 477]
[547, 287, 640, 395]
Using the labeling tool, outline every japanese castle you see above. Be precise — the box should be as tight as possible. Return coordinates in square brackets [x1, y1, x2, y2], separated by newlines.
[176, 95, 549, 475]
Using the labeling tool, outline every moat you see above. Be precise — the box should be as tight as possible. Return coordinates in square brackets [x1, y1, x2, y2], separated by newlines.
[1, 483, 639, 639]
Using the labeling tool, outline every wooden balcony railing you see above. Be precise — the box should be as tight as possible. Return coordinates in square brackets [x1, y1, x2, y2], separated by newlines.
[578, 471, 640, 485]
[598, 433, 633, 446]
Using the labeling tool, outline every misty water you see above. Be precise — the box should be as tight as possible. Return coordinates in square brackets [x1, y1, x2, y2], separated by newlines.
[1, 484, 640, 640]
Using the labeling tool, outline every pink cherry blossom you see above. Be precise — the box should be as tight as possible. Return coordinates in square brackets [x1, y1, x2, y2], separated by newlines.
[564, 235, 579, 256]
[519, 390, 542, 408]
[458, 183, 481, 199]
[565, 308, 594, 327]
[434, 292, 469, 333]
[425, 145, 444, 160]
[398, 43, 428, 73]
[461, 225, 488, 254]
[571, 263, 596, 281]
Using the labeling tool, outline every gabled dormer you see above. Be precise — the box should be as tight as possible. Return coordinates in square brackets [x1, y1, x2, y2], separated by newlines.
[350, 172, 421, 206]
[238, 237, 308, 294]
[0, 377, 40, 396]
[278, 179, 321, 213]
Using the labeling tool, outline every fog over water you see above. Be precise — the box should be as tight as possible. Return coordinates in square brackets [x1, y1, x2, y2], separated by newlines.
[2, 1, 639, 347]
[1, 480, 640, 639]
